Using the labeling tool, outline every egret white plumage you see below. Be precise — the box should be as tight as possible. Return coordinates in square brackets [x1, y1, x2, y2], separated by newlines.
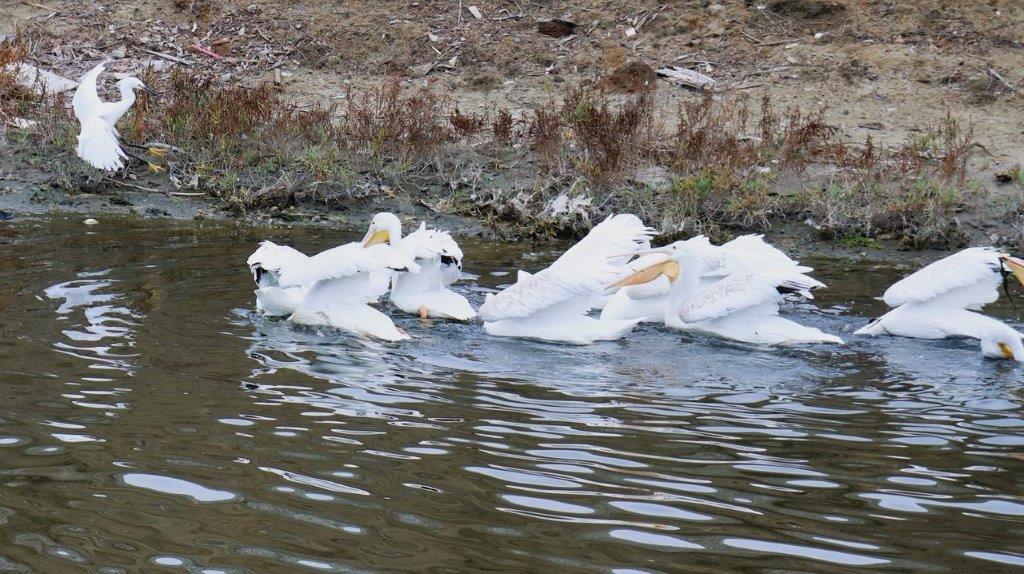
[600, 234, 810, 323]
[72, 59, 157, 171]
[279, 242, 420, 341]
[855, 247, 1024, 340]
[362, 212, 476, 321]
[247, 241, 310, 317]
[980, 324, 1024, 362]
[478, 214, 654, 344]
[612, 242, 844, 345]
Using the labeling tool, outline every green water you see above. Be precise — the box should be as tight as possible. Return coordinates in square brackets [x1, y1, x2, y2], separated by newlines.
[0, 215, 1021, 572]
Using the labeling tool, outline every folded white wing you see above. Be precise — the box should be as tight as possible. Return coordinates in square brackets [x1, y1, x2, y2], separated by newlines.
[278, 243, 419, 288]
[682, 269, 825, 323]
[882, 247, 1002, 309]
[76, 116, 126, 171]
[480, 213, 653, 321]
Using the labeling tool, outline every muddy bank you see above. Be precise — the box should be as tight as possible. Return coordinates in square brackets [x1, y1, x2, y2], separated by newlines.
[0, 153, 990, 269]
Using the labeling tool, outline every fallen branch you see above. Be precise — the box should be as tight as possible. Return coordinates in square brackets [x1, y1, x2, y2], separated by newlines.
[137, 48, 193, 66]
[20, 0, 54, 11]
[656, 65, 716, 90]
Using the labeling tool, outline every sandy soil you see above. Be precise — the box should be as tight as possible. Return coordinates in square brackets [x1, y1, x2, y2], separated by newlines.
[2, 0, 1024, 253]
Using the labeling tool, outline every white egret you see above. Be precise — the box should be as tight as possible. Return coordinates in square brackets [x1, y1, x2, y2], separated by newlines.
[855, 247, 1024, 339]
[478, 214, 654, 344]
[72, 59, 157, 171]
[980, 324, 1024, 362]
[613, 242, 844, 345]
[361, 212, 475, 320]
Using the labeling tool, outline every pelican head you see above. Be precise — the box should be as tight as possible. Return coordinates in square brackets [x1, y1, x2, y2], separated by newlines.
[116, 77, 157, 97]
[362, 212, 403, 247]
[999, 254, 1024, 287]
[606, 240, 692, 290]
[980, 325, 1024, 362]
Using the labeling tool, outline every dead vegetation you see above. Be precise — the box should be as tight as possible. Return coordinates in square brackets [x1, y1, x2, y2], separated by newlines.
[1, 43, 987, 247]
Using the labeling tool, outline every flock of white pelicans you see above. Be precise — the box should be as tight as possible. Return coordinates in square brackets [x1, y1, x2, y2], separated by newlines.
[247, 212, 1024, 362]
[61, 61, 1024, 362]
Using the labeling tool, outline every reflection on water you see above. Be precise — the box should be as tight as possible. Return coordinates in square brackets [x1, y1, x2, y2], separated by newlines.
[0, 215, 1022, 572]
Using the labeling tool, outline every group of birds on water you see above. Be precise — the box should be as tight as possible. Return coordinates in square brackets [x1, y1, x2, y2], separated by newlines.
[63, 61, 1024, 362]
[247, 212, 1024, 362]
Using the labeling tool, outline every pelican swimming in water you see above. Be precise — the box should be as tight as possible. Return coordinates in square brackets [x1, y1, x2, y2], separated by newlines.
[855, 247, 1024, 340]
[247, 241, 310, 317]
[980, 324, 1024, 362]
[612, 241, 844, 345]
[278, 242, 420, 341]
[361, 212, 476, 321]
[478, 214, 654, 344]
[600, 235, 810, 323]
[72, 59, 159, 171]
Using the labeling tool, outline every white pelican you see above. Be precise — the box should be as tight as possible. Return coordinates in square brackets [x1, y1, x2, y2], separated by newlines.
[247, 241, 309, 317]
[279, 242, 420, 341]
[613, 242, 844, 345]
[478, 214, 654, 344]
[361, 212, 475, 320]
[981, 324, 1024, 362]
[600, 235, 810, 323]
[855, 247, 1024, 339]
[72, 59, 157, 171]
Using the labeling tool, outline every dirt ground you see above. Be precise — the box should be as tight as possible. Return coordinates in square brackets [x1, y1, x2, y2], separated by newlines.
[2, 0, 1024, 252]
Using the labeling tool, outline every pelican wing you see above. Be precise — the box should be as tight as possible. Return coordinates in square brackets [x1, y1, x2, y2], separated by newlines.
[72, 59, 109, 124]
[478, 261, 621, 321]
[76, 116, 126, 171]
[714, 234, 811, 276]
[480, 213, 653, 321]
[882, 247, 1002, 309]
[247, 241, 308, 283]
[552, 214, 654, 266]
[401, 223, 464, 263]
[682, 270, 825, 323]
[278, 243, 419, 288]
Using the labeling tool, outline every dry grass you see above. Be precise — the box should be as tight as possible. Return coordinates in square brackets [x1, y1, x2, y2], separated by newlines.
[3, 62, 987, 246]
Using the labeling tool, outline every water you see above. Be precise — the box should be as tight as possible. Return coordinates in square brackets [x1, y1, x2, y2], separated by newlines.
[1, 215, 1023, 573]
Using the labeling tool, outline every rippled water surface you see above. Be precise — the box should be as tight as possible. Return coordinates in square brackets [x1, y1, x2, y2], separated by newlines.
[1, 215, 1023, 573]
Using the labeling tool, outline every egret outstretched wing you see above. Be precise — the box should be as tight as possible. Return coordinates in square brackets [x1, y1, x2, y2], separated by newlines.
[76, 116, 126, 171]
[72, 59, 109, 124]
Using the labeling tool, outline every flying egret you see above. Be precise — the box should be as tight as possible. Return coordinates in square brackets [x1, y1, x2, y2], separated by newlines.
[600, 234, 811, 323]
[980, 324, 1024, 362]
[478, 213, 654, 344]
[72, 59, 158, 171]
[612, 242, 844, 345]
[362, 212, 476, 321]
[855, 247, 1024, 339]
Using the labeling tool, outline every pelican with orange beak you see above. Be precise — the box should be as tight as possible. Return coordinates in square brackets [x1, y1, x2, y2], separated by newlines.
[610, 241, 844, 345]
[363, 212, 475, 320]
[856, 247, 1024, 340]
